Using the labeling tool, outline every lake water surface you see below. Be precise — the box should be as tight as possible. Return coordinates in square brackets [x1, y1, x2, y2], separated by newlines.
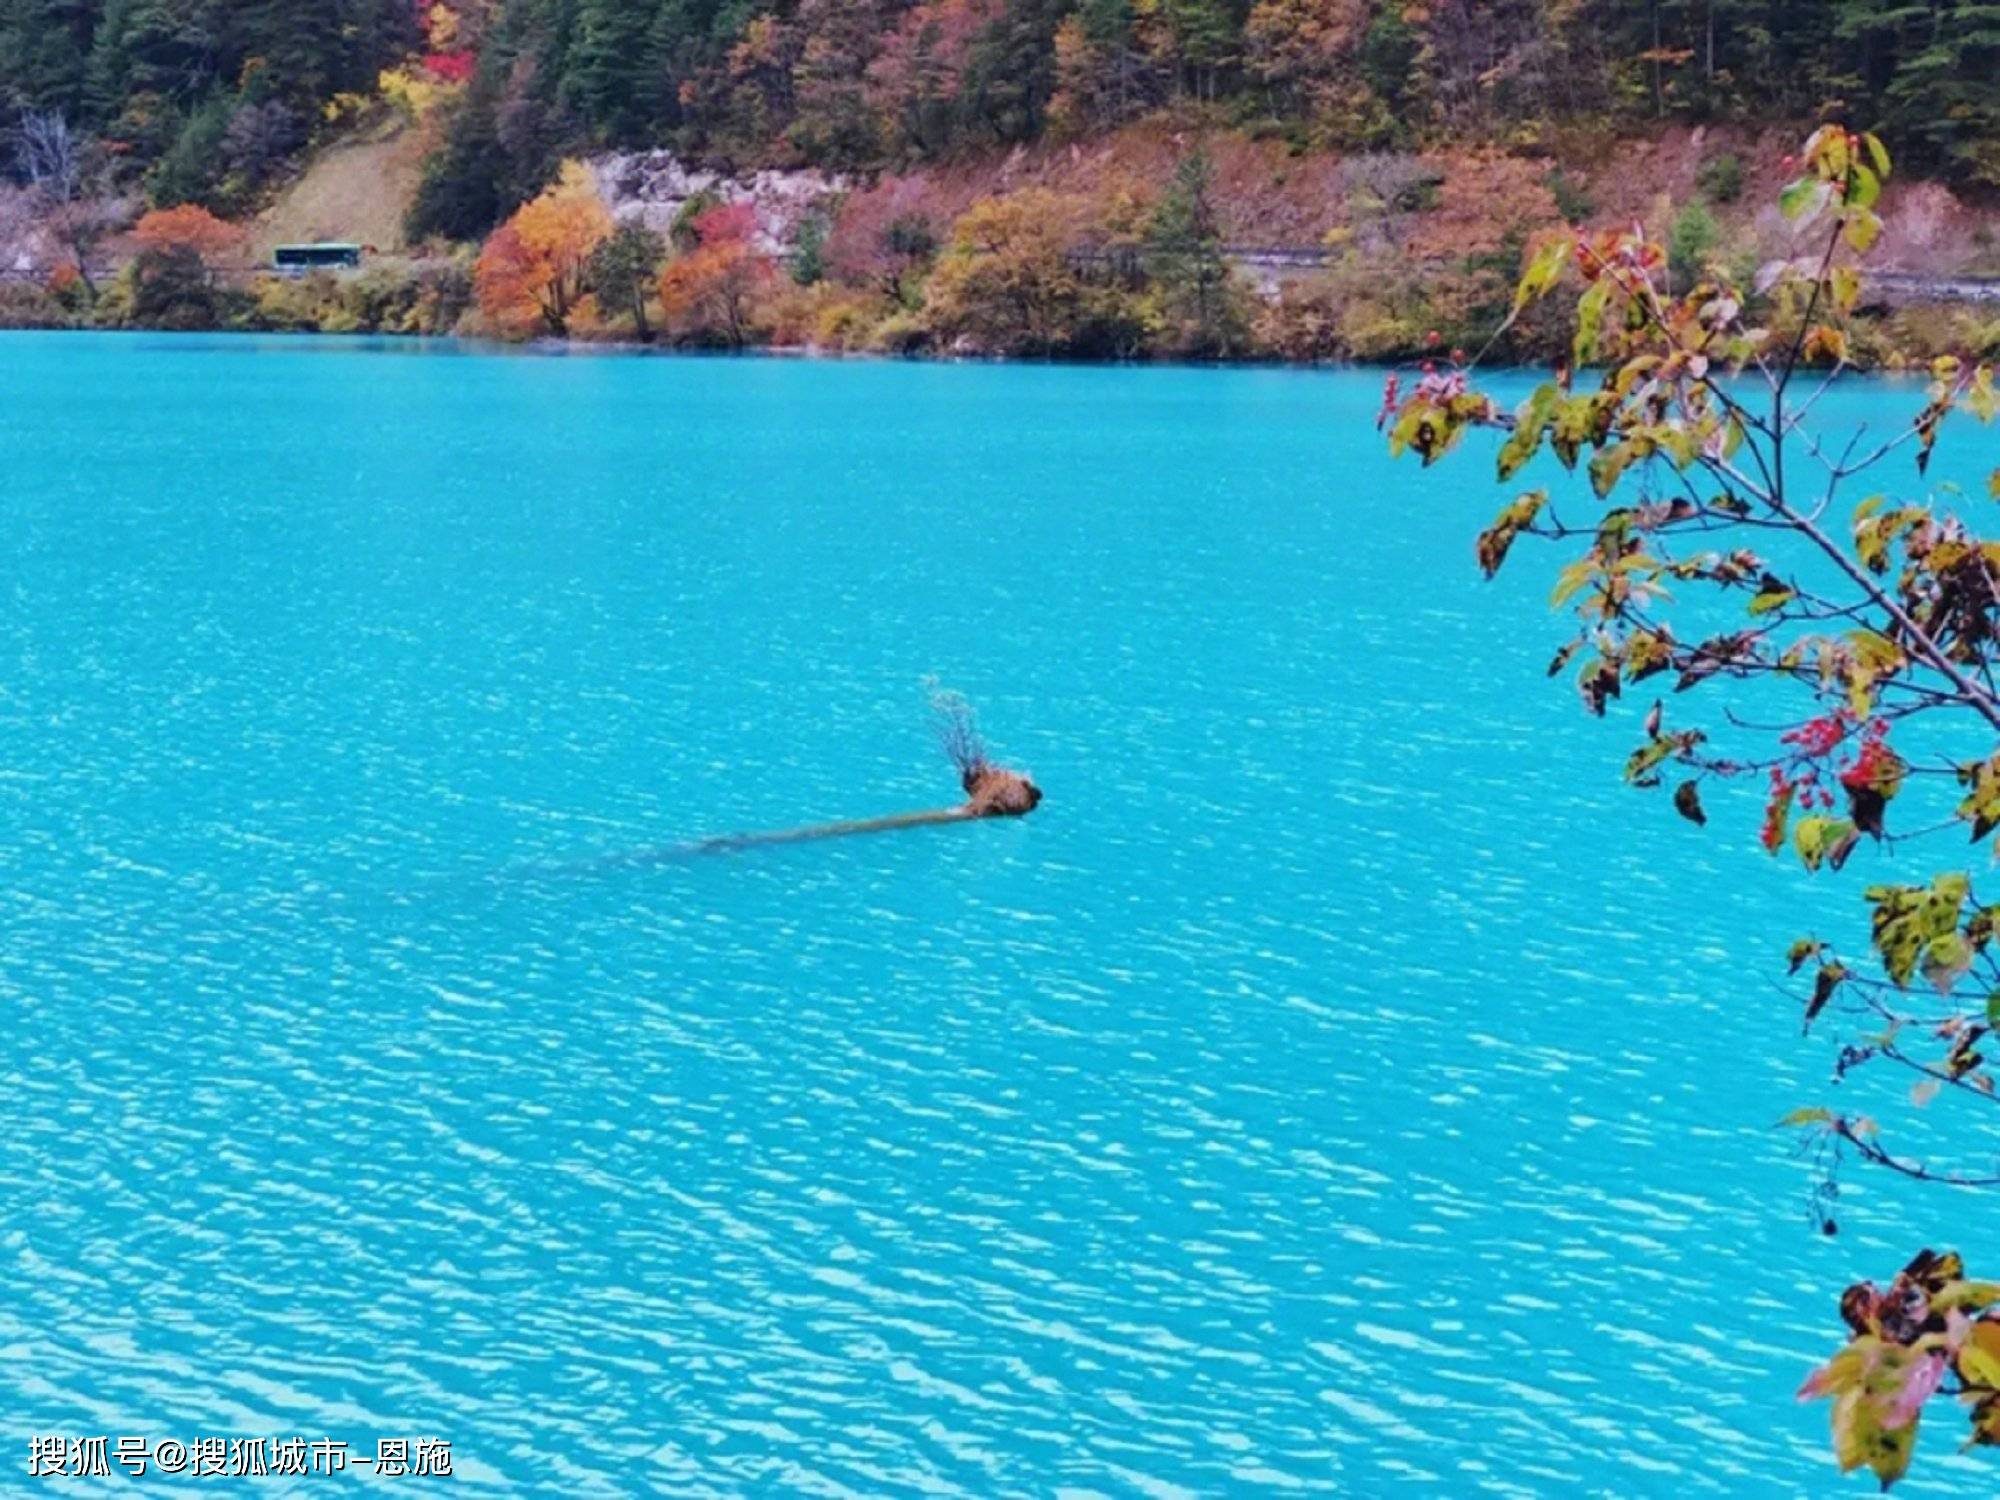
[3, 333, 1999, 1496]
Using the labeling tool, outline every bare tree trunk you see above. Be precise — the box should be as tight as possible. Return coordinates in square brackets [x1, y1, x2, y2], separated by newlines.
[17, 110, 104, 298]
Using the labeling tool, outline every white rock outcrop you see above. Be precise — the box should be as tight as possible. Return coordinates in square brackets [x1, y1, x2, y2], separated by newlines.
[587, 152, 847, 255]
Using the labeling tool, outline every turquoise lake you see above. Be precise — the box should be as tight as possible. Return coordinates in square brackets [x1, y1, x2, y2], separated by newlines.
[5, 331, 2000, 1496]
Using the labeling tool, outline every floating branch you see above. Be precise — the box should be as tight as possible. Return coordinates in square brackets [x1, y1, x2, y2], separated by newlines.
[557, 689, 1041, 871]
[691, 686, 1041, 854]
[691, 804, 988, 853]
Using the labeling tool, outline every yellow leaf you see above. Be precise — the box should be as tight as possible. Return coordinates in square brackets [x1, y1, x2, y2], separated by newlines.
[1831, 1386, 1916, 1486]
[1971, 366, 1999, 424]
[1932, 1281, 2000, 1313]
[1550, 557, 1597, 608]
[1961, 1323, 2000, 1390]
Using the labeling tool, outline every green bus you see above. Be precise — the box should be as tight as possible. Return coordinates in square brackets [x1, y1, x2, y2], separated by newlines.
[272, 243, 363, 274]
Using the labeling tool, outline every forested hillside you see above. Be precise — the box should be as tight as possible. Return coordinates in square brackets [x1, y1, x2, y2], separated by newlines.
[6, 2, 2000, 359]
[0, 0, 414, 212]
[6, 1, 2000, 238]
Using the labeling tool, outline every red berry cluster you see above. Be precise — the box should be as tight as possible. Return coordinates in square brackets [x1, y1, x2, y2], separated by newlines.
[1766, 761, 1835, 828]
[1376, 372, 1401, 431]
[1779, 710, 1852, 759]
[1764, 712, 1893, 846]
[1839, 721, 1895, 792]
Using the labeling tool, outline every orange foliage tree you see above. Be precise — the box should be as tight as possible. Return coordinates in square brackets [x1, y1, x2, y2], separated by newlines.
[131, 205, 244, 263]
[656, 203, 773, 348]
[473, 162, 613, 337]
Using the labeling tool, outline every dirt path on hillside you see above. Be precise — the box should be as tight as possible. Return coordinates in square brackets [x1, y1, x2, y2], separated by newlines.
[249, 118, 428, 257]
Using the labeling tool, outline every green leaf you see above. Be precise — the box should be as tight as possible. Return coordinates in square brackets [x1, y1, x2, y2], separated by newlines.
[1831, 1378, 1917, 1488]
[1475, 489, 1547, 577]
[1923, 931, 1974, 994]
[1513, 236, 1572, 314]
[1970, 366, 1998, 425]
[1497, 385, 1559, 481]
[1863, 132, 1891, 178]
[1572, 278, 1611, 371]
[1955, 753, 2000, 839]
[1624, 729, 1702, 785]
[1865, 880, 1967, 987]
[1588, 440, 1640, 499]
[1748, 573, 1797, 616]
[1780, 178, 1829, 222]
[1389, 400, 1464, 466]
[1795, 818, 1859, 873]
[1844, 210, 1882, 255]
[1549, 394, 1603, 469]
[1848, 163, 1882, 212]
[1778, 1105, 1833, 1128]
[1550, 556, 1596, 607]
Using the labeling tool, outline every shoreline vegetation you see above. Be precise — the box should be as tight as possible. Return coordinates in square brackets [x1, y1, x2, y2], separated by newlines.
[13, 4, 2000, 368]
[10, 258, 2000, 371]
[9, 128, 2000, 371]
[12, 218, 2000, 372]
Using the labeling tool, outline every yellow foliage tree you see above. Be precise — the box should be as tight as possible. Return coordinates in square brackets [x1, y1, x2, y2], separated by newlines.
[923, 189, 1093, 355]
[377, 65, 453, 120]
[474, 162, 613, 337]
